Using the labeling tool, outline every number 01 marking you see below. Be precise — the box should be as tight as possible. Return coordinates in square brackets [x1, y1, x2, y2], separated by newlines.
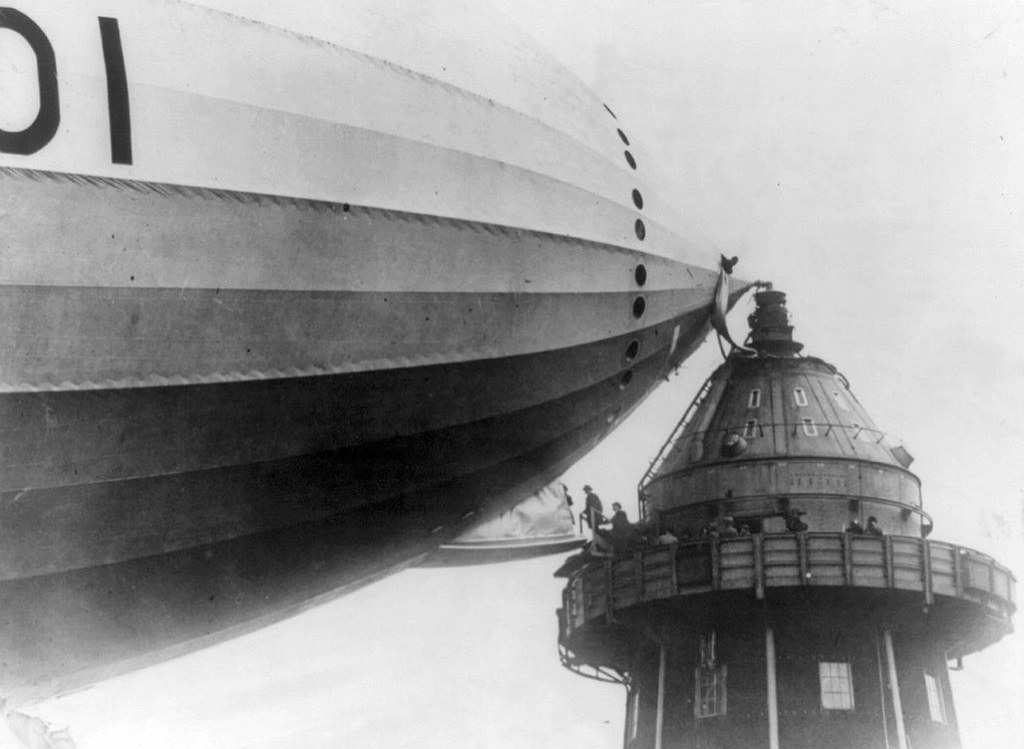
[0, 8, 132, 164]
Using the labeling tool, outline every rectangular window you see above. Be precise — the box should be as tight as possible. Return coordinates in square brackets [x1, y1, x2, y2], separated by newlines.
[819, 662, 854, 710]
[801, 418, 818, 436]
[743, 420, 758, 438]
[925, 673, 947, 724]
[748, 388, 761, 408]
[793, 387, 808, 407]
[694, 666, 727, 718]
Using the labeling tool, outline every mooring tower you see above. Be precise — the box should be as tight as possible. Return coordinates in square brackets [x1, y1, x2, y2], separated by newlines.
[556, 290, 1015, 749]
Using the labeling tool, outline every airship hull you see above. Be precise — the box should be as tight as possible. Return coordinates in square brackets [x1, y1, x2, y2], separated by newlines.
[0, 156, 732, 581]
[0, 0, 752, 615]
[0, 0, 757, 698]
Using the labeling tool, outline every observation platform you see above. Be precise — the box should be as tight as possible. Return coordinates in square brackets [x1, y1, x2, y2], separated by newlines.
[557, 532, 1015, 679]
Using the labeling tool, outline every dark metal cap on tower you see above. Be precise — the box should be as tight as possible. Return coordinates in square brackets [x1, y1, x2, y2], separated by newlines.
[748, 290, 803, 356]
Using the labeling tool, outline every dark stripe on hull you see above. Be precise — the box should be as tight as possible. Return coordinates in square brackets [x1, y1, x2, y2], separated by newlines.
[0, 387, 635, 703]
[0, 284, 708, 388]
[0, 165, 703, 299]
[0, 307, 713, 580]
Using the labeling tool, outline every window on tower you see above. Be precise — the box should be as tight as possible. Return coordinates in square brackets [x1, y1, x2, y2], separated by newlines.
[743, 420, 758, 439]
[801, 418, 818, 436]
[793, 387, 808, 407]
[695, 632, 727, 718]
[694, 665, 727, 718]
[819, 661, 854, 710]
[925, 673, 947, 724]
[748, 388, 761, 408]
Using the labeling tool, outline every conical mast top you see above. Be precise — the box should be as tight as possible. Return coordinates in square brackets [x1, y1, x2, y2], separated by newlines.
[747, 289, 804, 356]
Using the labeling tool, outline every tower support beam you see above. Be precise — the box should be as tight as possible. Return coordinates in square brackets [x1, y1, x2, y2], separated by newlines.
[654, 642, 667, 749]
[765, 625, 779, 749]
[883, 628, 908, 749]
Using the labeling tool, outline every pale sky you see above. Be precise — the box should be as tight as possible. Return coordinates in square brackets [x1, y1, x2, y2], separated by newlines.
[15, 2, 1024, 748]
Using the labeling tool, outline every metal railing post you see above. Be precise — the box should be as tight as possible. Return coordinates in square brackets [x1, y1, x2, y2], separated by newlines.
[765, 625, 780, 749]
[654, 642, 667, 749]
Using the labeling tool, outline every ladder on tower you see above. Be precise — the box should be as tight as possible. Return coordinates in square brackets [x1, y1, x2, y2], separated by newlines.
[637, 375, 715, 519]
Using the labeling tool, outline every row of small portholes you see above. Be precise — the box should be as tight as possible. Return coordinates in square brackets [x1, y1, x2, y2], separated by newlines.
[619, 263, 648, 389]
[605, 103, 647, 241]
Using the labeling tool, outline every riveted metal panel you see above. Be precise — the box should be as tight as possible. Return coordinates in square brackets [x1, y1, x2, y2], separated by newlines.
[849, 537, 887, 587]
[891, 537, 924, 591]
[859, 465, 901, 502]
[719, 538, 756, 589]
[763, 536, 800, 586]
[806, 534, 845, 585]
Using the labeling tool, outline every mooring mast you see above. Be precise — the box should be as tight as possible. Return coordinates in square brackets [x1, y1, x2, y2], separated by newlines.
[556, 290, 1015, 749]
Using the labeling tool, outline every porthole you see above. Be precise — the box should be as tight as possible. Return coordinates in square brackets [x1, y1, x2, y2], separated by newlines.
[634, 219, 646, 240]
[634, 264, 647, 286]
[632, 296, 646, 318]
[624, 151, 637, 169]
[632, 189, 644, 209]
[617, 128, 630, 146]
[625, 339, 641, 361]
[619, 370, 634, 388]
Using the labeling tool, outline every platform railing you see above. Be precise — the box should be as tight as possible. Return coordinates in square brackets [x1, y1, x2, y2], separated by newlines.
[561, 533, 1016, 640]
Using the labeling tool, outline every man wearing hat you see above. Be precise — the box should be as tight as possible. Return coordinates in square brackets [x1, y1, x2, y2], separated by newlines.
[582, 484, 603, 532]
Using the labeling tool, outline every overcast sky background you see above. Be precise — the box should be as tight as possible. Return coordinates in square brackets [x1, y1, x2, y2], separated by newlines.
[18, 1, 1024, 747]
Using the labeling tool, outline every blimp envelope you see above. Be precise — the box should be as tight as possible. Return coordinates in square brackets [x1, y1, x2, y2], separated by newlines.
[421, 481, 585, 566]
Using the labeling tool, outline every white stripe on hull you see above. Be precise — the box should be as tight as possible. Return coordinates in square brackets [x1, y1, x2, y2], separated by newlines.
[3, 1, 710, 265]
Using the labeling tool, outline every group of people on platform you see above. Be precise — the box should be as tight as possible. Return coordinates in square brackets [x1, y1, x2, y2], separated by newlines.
[846, 515, 884, 536]
[575, 485, 641, 557]
[571, 483, 888, 559]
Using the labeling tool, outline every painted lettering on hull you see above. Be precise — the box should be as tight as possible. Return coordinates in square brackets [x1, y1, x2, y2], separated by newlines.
[0, 8, 132, 163]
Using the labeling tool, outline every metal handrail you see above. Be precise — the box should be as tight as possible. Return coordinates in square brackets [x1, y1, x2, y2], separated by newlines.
[662, 420, 895, 445]
[646, 494, 934, 532]
[577, 508, 609, 535]
[639, 422, 910, 487]
[637, 376, 715, 511]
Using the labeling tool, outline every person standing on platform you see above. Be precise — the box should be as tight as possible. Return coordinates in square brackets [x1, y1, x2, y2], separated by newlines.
[607, 502, 641, 553]
[582, 484, 603, 532]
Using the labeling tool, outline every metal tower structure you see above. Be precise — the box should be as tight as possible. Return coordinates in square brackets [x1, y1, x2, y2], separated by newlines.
[556, 290, 1015, 749]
